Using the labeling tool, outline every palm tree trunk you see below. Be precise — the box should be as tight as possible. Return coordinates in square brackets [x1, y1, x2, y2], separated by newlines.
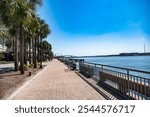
[37, 35, 40, 63]
[33, 38, 37, 68]
[19, 24, 24, 74]
[14, 25, 19, 71]
[39, 37, 42, 68]
[2, 38, 5, 52]
[24, 40, 27, 65]
[12, 38, 15, 61]
[32, 38, 34, 65]
[29, 39, 31, 64]
[34, 38, 37, 68]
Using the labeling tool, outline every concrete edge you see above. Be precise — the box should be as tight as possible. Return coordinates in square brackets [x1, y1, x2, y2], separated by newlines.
[6, 62, 51, 100]
[75, 71, 110, 100]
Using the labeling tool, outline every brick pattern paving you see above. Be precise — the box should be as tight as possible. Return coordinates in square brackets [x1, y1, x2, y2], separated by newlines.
[10, 59, 105, 100]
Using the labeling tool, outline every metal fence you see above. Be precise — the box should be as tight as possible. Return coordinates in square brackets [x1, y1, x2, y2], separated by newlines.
[79, 62, 150, 100]
[58, 57, 150, 100]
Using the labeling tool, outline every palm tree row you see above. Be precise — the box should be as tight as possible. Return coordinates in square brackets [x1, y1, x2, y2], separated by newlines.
[0, 0, 52, 74]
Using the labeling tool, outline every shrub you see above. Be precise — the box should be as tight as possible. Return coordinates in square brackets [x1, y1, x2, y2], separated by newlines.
[28, 63, 34, 68]
[24, 64, 28, 71]
[0, 53, 5, 61]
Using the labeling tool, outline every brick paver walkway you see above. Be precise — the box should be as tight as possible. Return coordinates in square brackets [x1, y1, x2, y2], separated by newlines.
[9, 59, 105, 100]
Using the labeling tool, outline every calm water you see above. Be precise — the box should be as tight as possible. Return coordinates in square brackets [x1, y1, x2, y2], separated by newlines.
[77, 56, 150, 78]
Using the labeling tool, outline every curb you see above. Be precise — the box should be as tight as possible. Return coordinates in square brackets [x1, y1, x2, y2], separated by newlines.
[75, 71, 111, 100]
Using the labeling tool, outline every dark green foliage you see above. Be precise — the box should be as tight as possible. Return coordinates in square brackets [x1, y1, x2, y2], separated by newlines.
[0, 53, 5, 61]
[23, 64, 28, 71]
[0, 52, 13, 61]
[0, 0, 53, 74]
[40, 40, 53, 61]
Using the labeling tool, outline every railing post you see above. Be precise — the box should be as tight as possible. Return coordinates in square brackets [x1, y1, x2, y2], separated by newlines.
[79, 61, 81, 72]
[148, 80, 150, 100]
[100, 65, 104, 82]
[101, 65, 103, 72]
[127, 69, 130, 99]
[78, 61, 150, 100]
[94, 64, 96, 77]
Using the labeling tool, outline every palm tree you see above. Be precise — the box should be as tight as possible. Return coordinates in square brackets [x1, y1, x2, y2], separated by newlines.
[6, 25, 20, 71]
[27, 28, 34, 65]
[0, 1, 19, 71]
[23, 22, 35, 65]
[0, 31, 6, 52]
[0, 20, 8, 52]
[27, 0, 43, 10]
[31, 16, 39, 68]
[26, 0, 43, 66]
[29, 15, 51, 68]
[23, 27, 29, 65]
[41, 40, 52, 61]
[0, 0, 34, 74]
[0, 21, 15, 61]
[0, 0, 52, 74]
[38, 20, 51, 68]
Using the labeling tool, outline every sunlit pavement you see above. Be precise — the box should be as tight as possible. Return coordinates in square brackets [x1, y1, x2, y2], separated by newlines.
[9, 59, 105, 100]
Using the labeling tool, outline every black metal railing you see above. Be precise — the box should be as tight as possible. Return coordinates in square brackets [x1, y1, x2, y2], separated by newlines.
[58, 57, 150, 100]
[80, 62, 150, 100]
[58, 57, 80, 70]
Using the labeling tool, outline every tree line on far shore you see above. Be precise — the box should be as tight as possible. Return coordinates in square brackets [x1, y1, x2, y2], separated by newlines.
[0, 0, 53, 74]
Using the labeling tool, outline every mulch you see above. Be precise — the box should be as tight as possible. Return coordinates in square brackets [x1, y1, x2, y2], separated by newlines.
[0, 67, 43, 99]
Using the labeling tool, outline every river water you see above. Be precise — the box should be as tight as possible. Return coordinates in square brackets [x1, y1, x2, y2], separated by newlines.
[77, 56, 150, 78]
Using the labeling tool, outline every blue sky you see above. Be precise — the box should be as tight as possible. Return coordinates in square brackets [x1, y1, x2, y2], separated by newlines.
[37, 0, 150, 56]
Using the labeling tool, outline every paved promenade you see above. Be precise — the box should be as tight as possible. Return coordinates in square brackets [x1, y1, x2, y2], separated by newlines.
[8, 59, 105, 100]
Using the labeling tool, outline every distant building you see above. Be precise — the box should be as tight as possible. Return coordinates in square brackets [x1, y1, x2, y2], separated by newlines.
[0, 44, 7, 52]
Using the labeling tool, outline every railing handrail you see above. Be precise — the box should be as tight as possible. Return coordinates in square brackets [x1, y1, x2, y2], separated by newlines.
[83, 62, 150, 74]
[60, 58, 150, 99]
[102, 68, 150, 80]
